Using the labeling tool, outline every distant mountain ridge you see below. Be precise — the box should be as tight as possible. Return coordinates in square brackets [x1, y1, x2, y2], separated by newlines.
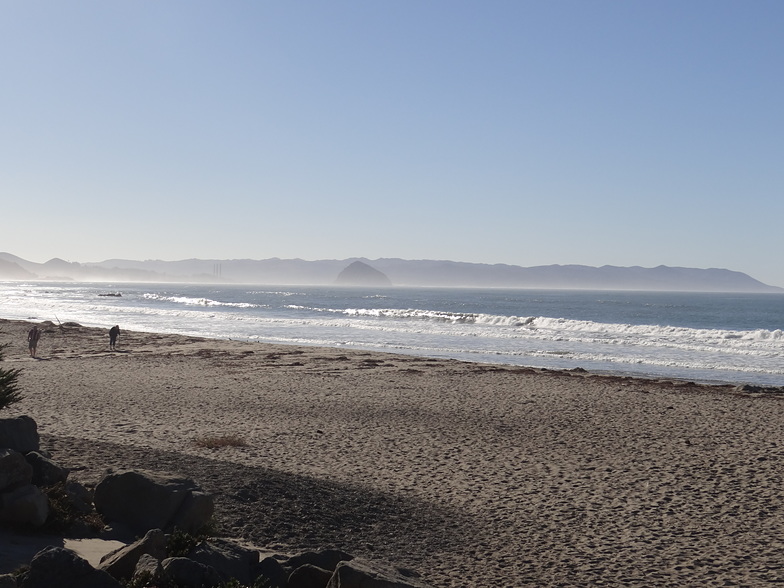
[0, 252, 781, 293]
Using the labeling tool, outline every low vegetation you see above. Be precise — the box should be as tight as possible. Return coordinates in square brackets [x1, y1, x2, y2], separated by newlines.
[0, 343, 22, 410]
[192, 434, 249, 449]
[41, 482, 104, 534]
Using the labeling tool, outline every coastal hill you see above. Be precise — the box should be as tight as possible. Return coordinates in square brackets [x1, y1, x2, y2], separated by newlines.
[0, 252, 781, 293]
[335, 260, 393, 287]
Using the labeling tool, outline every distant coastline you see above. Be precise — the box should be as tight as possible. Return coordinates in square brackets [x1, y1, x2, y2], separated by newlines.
[1, 252, 781, 293]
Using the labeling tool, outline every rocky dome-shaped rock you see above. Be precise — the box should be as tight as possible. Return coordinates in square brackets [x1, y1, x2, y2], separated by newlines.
[335, 261, 392, 287]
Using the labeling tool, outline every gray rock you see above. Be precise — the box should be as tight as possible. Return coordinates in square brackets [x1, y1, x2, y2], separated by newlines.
[22, 546, 121, 588]
[326, 558, 431, 588]
[0, 448, 33, 492]
[171, 489, 215, 534]
[25, 451, 69, 487]
[335, 261, 393, 287]
[253, 555, 288, 588]
[0, 483, 49, 527]
[188, 538, 258, 585]
[98, 528, 167, 581]
[132, 553, 164, 584]
[289, 563, 333, 588]
[65, 480, 94, 514]
[94, 470, 213, 535]
[161, 556, 222, 588]
[0, 416, 39, 453]
[0, 574, 16, 588]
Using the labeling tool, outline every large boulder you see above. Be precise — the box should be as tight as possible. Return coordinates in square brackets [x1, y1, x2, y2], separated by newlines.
[0, 483, 49, 527]
[326, 558, 431, 588]
[25, 451, 69, 487]
[335, 261, 392, 287]
[20, 546, 121, 588]
[0, 448, 33, 491]
[93, 470, 214, 535]
[64, 480, 94, 514]
[98, 528, 167, 581]
[253, 555, 288, 588]
[161, 556, 222, 588]
[132, 553, 165, 584]
[0, 416, 39, 453]
[289, 563, 333, 588]
[188, 538, 259, 585]
[171, 488, 215, 532]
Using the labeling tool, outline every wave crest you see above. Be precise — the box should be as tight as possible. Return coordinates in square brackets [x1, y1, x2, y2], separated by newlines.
[143, 293, 261, 309]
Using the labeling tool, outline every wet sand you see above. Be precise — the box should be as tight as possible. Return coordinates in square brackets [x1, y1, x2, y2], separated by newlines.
[2, 318, 784, 586]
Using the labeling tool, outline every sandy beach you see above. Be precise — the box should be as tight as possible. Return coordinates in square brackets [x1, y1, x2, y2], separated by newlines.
[2, 318, 784, 587]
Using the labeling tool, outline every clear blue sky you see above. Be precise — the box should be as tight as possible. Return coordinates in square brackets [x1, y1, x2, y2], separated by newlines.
[3, 1, 783, 285]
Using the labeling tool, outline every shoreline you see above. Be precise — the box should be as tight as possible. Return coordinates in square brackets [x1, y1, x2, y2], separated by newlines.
[2, 318, 784, 586]
[4, 282, 784, 389]
[4, 314, 777, 390]
[9, 316, 781, 392]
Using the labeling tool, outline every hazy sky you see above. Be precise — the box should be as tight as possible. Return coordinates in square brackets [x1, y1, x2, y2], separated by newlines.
[3, 1, 783, 285]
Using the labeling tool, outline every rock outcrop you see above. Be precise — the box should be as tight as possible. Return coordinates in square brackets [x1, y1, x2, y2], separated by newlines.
[25, 451, 68, 487]
[0, 448, 32, 490]
[0, 483, 49, 528]
[94, 470, 214, 536]
[0, 415, 433, 587]
[188, 538, 259, 585]
[0, 418, 50, 528]
[97, 528, 168, 580]
[16, 543, 431, 588]
[335, 261, 393, 287]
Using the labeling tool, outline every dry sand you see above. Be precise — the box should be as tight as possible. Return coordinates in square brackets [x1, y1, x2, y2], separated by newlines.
[2, 318, 784, 587]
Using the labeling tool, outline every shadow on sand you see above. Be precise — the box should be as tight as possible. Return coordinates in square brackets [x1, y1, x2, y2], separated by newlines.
[38, 435, 478, 574]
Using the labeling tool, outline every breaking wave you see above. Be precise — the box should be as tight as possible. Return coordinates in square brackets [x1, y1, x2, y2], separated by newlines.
[143, 293, 262, 309]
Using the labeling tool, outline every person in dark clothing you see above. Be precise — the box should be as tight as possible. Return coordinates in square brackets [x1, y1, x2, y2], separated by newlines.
[28, 326, 41, 358]
[109, 325, 120, 350]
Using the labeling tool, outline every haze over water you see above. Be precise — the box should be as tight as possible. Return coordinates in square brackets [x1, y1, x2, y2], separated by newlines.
[3, 282, 784, 387]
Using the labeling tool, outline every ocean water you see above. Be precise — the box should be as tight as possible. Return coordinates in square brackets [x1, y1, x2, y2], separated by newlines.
[2, 281, 784, 386]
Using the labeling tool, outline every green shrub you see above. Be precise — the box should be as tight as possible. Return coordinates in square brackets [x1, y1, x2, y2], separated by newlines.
[41, 482, 104, 534]
[0, 343, 22, 410]
[121, 571, 157, 588]
[166, 527, 203, 558]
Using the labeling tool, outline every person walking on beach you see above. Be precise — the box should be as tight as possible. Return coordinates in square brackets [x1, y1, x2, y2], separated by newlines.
[27, 326, 41, 358]
[109, 325, 120, 350]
